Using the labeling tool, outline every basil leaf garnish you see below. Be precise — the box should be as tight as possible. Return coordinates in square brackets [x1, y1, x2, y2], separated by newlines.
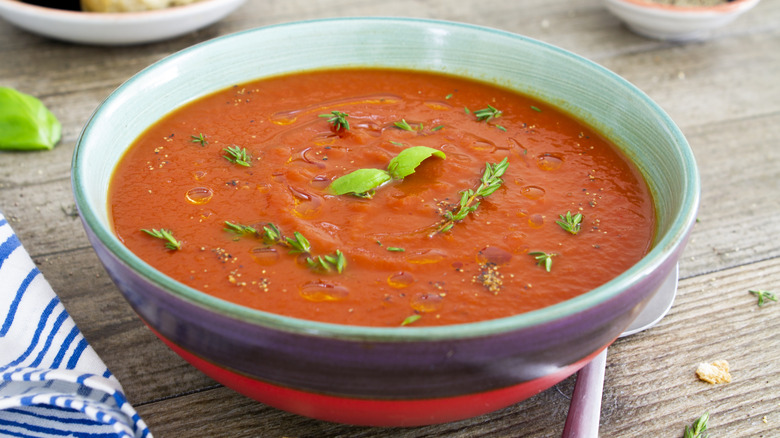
[387, 146, 446, 179]
[330, 168, 392, 196]
[330, 146, 445, 197]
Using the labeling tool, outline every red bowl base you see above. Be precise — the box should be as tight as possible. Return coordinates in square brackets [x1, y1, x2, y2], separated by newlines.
[154, 329, 604, 427]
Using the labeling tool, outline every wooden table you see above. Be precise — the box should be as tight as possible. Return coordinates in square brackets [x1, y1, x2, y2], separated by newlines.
[2, 0, 779, 436]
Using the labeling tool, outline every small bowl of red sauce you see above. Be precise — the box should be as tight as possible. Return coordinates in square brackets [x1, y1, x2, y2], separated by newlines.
[603, 0, 760, 40]
[72, 18, 700, 426]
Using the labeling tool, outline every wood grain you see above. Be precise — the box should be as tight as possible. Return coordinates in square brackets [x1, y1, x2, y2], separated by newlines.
[1, 0, 778, 436]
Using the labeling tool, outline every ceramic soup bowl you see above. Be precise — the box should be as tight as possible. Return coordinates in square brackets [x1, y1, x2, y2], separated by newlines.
[72, 17, 700, 426]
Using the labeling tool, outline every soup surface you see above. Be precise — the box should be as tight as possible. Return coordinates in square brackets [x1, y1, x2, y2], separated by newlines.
[109, 69, 655, 327]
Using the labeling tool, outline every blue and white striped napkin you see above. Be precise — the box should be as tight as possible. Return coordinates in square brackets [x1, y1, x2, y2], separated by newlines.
[0, 211, 151, 437]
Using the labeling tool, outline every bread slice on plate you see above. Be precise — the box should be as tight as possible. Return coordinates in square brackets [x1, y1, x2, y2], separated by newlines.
[81, 0, 202, 12]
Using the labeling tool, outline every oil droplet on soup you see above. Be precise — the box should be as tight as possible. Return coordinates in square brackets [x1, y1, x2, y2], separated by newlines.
[520, 185, 546, 200]
[192, 170, 207, 181]
[185, 187, 214, 204]
[410, 292, 444, 313]
[406, 249, 447, 265]
[528, 213, 545, 228]
[537, 153, 563, 171]
[300, 281, 350, 302]
[476, 246, 513, 265]
[250, 247, 280, 265]
[387, 271, 415, 288]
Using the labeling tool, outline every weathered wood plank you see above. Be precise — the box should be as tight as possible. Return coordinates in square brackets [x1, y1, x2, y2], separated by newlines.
[603, 257, 780, 437]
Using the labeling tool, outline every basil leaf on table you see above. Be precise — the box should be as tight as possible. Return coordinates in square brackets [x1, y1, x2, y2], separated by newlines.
[330, 146, 445, 197]
[0, 87, 61, 151]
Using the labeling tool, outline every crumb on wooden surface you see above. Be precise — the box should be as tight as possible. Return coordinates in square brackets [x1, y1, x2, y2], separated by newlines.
[696, 359, 732, 384]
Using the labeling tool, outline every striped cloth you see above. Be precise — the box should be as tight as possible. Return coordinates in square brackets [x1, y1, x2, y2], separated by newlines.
[0, 212, 151, 437]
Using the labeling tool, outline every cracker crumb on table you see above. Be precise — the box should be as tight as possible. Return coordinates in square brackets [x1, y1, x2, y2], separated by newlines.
[696, 359, 732, 384]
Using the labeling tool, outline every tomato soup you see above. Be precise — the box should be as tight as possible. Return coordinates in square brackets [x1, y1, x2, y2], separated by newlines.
[109, 69, 655, 327]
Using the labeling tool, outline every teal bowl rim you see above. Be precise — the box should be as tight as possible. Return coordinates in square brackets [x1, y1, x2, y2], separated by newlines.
[72, 16, 700, 342]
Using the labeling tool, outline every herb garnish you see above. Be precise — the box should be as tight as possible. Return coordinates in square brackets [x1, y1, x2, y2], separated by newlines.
[436, 157, 509, 234]
[141, 228, 182, 251]
[330, 146, 446, 197]
[285, 231, 311, 254]
[401, 314, 421, 326]
[387, 247, 405, 252]
[191, 133, 208, 146]
[253, 223, 347, 274]
[306, 250, 347, 274]
[262, 223, 283, 245]
[222, 145, 252, 167]
[556, 211, 583, 235]
[749, 289, 778, 307]
[529, 251, 556, 272]
[319, 111, 350, 131]
[470, 104, 506, 130]
[224, 221, 256, 236]
[473, 104, 502, 122]
[394, 119, 443, 133]
[394, 119, 421, 131]
[684, 412, 709, 438]
[329, 168, 391, 199]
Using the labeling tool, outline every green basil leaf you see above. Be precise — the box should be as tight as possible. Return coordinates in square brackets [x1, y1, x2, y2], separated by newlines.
[330, 168, 391, 196]
[0, 87, 61, 151]
[387, 146, 446, 179]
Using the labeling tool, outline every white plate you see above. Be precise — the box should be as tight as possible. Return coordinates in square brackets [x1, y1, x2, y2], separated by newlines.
[604, 0, 760, 41]
[0, 0, 245, 45]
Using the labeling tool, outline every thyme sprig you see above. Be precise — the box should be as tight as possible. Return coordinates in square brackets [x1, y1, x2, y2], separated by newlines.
[556, 211, 583, 235]
[473, 104, 502, 122]
[320, 111, 350, 131]
[394, 119, 444, 133]
[222, 145, 252, 167]
[749, 289, 778, 307]
[684, 412, 709, 438]
[436, 157, 509, 234]
[306, 250, 347, 274]
[141, 228, 182, 251]
[529, 251, 556, 272]
[224, 221, 257, 236]
[222, 221, 346, 274]
[394, 119, 421, 131]
[401, 314, 421, 326]
[258, 223, 348, 274]
[262, 223, 283, 245]
[286, 231, 311, 254]
[191, 133, 208, 146]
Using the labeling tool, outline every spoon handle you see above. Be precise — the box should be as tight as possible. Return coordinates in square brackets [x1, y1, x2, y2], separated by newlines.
[561, 348, 607, 438]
